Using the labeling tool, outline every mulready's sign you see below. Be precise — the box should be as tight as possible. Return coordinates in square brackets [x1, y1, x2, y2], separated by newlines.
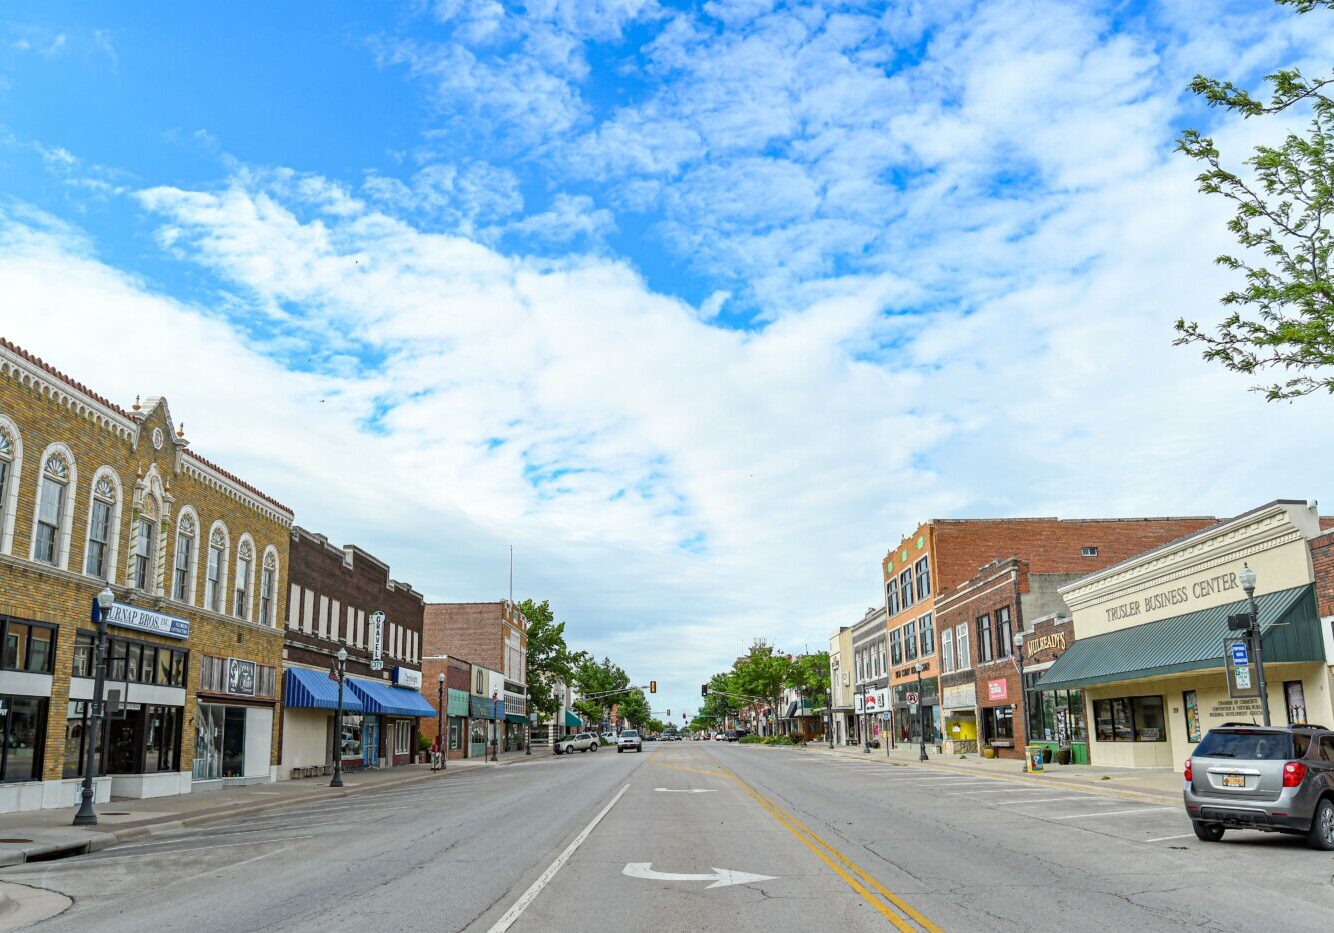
[105, 602, 190, 640]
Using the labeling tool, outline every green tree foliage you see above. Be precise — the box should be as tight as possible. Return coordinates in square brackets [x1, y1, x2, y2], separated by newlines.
[573, 656, 629, 725]
[517, 599, 583, 721]
[1175, 0, 1334, 399]
[616, 688, 652, 728]
[730, 643, 792, 723]
[699, 671, 742, 722]
[786, 651, 831, 700]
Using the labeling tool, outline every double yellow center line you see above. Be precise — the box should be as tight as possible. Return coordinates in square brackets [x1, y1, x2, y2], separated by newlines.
[653, 752, 943, 932]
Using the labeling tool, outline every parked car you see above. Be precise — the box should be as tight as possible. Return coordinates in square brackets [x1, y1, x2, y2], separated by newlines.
[725, 730, 739, 742]
[1184, 723, 1334, 849]
[557, 732, 600, 755]
[600, 732, 617, 744]
[713, 733, 726, 742]
[618, 729, 644, 753]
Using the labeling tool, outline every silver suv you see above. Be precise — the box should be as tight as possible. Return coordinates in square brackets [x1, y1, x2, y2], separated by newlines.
[1184, 724, 1334, 849]
[557, 732, 600, 755]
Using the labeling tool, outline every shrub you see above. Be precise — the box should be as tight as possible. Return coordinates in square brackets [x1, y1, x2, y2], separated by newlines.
[738, 735, 765, 744]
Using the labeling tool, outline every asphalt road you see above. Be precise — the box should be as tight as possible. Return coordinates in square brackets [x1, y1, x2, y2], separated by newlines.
[3, 742, 1333, 932]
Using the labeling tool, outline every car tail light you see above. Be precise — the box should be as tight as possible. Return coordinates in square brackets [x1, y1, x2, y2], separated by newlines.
[1282, 761, 1307, 787]
[1184, 759, 1192, 781]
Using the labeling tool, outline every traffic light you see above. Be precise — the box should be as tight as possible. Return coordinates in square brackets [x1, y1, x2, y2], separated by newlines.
[649, 680, 657, 694]
[667, 709, 671, 716]
[701, 684, 708, 697]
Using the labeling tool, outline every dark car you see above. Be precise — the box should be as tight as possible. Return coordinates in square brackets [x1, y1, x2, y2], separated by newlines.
[1184, 723, 1334, 849]
[725, 730, 739, 742]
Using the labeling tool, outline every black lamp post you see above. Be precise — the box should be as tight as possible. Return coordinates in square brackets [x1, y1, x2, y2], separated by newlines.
[74, 586, 115, 827]
[827, 686, 834, 749]
[436, 671, 446, 771]
[914, 662, 928, 762]
[1240, 564, 1272, 726]
[490, 692, 500, 762]
[1013, 631, 1028, 751]
[861, 690, 870, 754]
[331, 647, 348, 787]
[526, 708, 534, 756]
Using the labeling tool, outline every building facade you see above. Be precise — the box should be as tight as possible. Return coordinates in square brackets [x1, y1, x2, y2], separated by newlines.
[1041, 501, 1334, 769]
[0, 339, 291, 812]
[828, 626, 855, 745]
[280, 527, 433, 778]
[883, 516, 1218, 751]
[850, 607, 888, 747]
[423, 602, 530, 751]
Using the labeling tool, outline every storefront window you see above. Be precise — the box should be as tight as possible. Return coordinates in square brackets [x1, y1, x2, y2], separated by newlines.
[1, 696, 47, 782]
[341, 715, 364, 760]
[1024, 679, 1087, 744]
[193, 702, 224, 780]
[222, 707, 246, 777]
[1183, 690, 1201, 743]
[448, 719, 463, 751]
[1, 620, 56, 674]
[63, 701, 103, 780]
[1094, 696, 1166, 742]
[144, 706, 181, 773]
[983, 705, 1014, 742]
[72, 633, 188, 687]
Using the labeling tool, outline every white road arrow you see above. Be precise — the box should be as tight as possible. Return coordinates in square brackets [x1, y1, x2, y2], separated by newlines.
[653, 788, 716, 793]
[622, 863, 776, 889]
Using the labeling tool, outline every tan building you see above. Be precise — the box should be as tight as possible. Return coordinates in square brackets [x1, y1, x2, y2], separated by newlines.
[828, 625, 855, 745]
[1040, 501, 1334, 769]
[0, 338, 291, 812]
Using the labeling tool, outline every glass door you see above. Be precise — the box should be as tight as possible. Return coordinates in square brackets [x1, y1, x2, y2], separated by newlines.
[222, 707, 246, 777]
[362, 716, 379, 768]
[193, 703, 223, 780]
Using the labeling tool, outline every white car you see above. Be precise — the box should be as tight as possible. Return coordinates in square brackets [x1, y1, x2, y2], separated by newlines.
[600, 732, 616, 744]
[617, 730, 644, 753]
[558, 732, 600, 755]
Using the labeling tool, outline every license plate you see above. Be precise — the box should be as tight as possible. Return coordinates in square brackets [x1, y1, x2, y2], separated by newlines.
[1222, 774, 1246, 788]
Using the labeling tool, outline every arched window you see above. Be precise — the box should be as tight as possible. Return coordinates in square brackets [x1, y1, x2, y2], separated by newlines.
[233, 536, 254, 620]
[133, 495, 159, 592]
[204, 524, 229, 613]
[33, 447, 75, 567]
[84, 469, 121, 580]
[0, 420, 20, 556]
[259, 547, 278, 626]
[173, 510, 198, 603]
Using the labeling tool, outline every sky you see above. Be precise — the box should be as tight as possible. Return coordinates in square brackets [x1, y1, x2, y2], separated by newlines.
[2, 0, 1333, 724]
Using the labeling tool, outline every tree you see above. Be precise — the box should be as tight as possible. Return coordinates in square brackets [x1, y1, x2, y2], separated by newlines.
[699, 671, 742, 722]
[573, 656, 629, 726]
[616, 689, 652, 728]
[1175, 0, 1334, 399]
[730, 643, 792, 732]
[517, 599, 581, 722]
[786, 652, 831, 701]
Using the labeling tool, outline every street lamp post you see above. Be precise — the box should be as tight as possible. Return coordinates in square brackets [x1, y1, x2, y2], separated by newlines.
[1240, 564, 1272, 726]
[860, 690, 870, 754]
[331, 647, 348, 788]
[827, 686, 834, 749]
[526, 709, 534, 756]
[914, 662, 928, 762]
[490, 693, 500, 762]
[74, 586, 115, 827]
[436, 672, 446, 772]
[1013, 631, 1027, 753]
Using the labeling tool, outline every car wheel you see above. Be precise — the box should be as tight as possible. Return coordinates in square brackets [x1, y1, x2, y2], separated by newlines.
[1192, 821, 1224, 842]
[590, 743, 597, 752]
[1307, 797, 1334, 851]
[565, 744, 575, 755]
[618, 747, 623, 753]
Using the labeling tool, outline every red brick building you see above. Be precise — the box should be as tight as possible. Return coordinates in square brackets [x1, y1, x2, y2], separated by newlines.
[423, 601, 529, 751]
[420, 655, 472, 760]
[280, 528, 434, 778]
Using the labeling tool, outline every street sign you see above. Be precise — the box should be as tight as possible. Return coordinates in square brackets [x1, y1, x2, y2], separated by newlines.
[906, 691, 919, 706]
[1230, 642, 1249, 666]
[881, 711, 891, 721]
[1224, 637, 1260, 698]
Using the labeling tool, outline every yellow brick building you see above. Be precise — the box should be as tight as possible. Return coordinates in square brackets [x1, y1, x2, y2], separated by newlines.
[0, 337, 291, 813]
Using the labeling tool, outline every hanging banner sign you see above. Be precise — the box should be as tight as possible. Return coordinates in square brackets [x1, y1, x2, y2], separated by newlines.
[370, 611, 385, 671]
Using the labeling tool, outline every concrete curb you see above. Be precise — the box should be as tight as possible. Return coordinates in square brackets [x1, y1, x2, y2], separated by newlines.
[787, 745, 1179, 805]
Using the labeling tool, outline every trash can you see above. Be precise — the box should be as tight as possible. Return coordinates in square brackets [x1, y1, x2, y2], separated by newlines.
[1025, 745, 1045, 774]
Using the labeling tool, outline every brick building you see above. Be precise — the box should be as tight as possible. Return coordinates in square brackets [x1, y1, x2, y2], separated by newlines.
[280, 527, 433, 779]
[0, 338, 291, 812]
[423, 601, 529, 751]
[421, 655, 473, 760]
[882, 516, 1217, 749]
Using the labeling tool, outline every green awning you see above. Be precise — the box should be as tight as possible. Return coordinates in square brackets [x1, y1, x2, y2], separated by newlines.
[446, 688, 470, 718]
[506, 713, 529, 724]
[1037, 584, 1323, 692]
[564, 710, 582, 728]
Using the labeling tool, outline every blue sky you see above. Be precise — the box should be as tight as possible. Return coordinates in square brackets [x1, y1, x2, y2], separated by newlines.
[3, 0, 1334, 719]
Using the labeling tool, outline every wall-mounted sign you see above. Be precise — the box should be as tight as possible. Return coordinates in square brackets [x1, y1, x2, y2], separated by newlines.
[865, 692, 880, 713]
[105, 601, 190, 640]
[227, 658, 257, 697]
[370, 611, 385, 671]
[987, 679, 1008, 702]
[854, 694, 865, 713]
[1026, 632, 1068, 655]
[394, 667, 423, 690]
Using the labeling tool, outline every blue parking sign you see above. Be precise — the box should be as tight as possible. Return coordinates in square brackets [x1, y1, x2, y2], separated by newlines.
[1230, 641, 1249, 665]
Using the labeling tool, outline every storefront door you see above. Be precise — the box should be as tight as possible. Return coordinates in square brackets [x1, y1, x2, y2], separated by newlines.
[362, 716, 380, 767]
[469, 720, 487, 758]
[222, 707, 246, 777]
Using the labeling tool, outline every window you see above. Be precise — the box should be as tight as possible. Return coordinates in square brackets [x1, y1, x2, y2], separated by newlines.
[394, 720, 412, 755]
[983, 705, 1014, 742]
[940, 628, 954, 673]
[0, 696, 47, 783]
[914, 557, 931, 599]
[0, 425, 13, 552]
[205, 527, 227, 612]
[1024, 679, 1088, 744]
[855, 650, 864, 682]
[995, 606, 1013, 658]
[889, 629, 902, 666]
[955, 623, 970, 669]
[878, 643, 886, 675]
[1081, 546, 1099, 557]
[143, 705, 182, 773]
[173, 514, 195, 602]
[919, 613, 934, 657]
[72, 633, 92, 678]
[259, 551, 277, 625]
[903, 621, 917, 660]
[1093, 696, 1166, 742]
[886, 579, 899, 616]
[977, 614, 993, 663]
[899, 569, 914, 609]
[85, 475, 117, 579]
[234, 539, 253, 619]
[1, 620, 55, 673]
[133, 518, 155, 591]
[34, 453, 70, 566]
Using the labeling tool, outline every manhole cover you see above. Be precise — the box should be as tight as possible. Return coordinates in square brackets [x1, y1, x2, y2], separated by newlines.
[0, 839, 33, 844]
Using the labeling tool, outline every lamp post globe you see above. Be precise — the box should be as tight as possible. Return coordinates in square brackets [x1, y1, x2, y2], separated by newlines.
[1240, 563, 1257, 595]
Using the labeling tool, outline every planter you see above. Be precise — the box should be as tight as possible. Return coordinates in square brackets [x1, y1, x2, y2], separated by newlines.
[981, 747, 997, 759]
[1041, 746, 1054, 764]
[1056, 747, 1072, 766]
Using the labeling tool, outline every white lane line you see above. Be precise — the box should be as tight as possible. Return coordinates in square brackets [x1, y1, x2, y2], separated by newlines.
[1145, 834, 1195, 843]
[487, 783, 631, 933]
[1048, 807, 1174, 819]
[993, 796, 1107, 804]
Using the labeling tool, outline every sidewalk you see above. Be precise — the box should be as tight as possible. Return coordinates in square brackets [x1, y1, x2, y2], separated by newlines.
[800, 742, 1181, 803]
[0, 747, 551, 868]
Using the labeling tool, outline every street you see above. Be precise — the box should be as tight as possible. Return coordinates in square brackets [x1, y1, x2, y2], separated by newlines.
[1, 742, 1331, 931]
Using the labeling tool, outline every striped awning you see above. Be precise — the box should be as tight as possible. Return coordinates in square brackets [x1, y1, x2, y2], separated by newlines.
[346, 677, 437, 717]
[284, 668, 365, 713]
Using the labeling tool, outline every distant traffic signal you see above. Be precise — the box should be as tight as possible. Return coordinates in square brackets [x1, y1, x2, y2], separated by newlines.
[701, 684, 708, 696]
[649, 680, 657, 694]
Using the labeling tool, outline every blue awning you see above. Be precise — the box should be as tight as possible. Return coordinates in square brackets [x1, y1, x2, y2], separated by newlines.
[346, 677, 438, 717]
[284, 668, 365, 713]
